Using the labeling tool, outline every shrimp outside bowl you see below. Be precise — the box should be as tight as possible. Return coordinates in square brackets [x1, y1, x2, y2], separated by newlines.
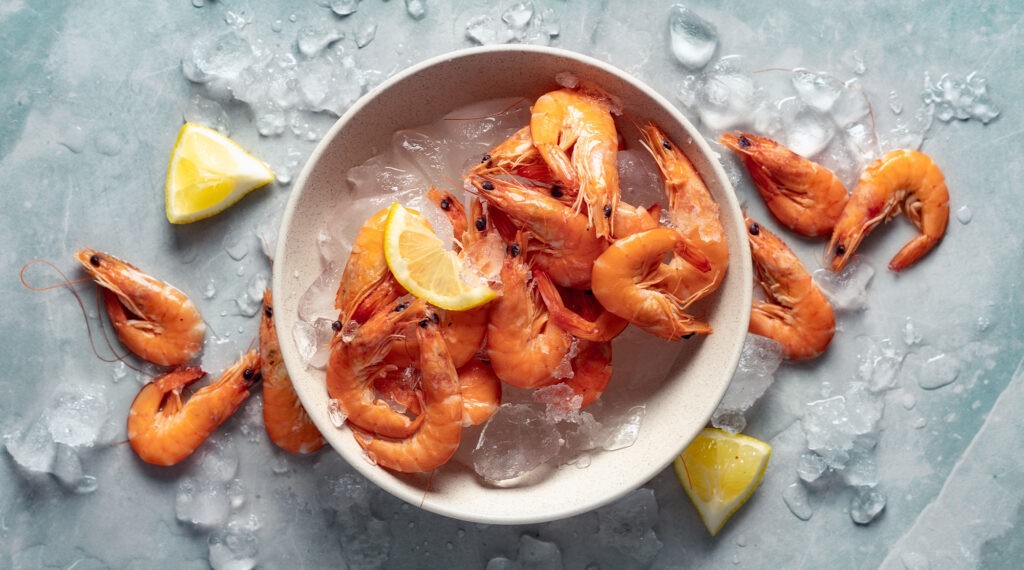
[273, 45, 752, 525]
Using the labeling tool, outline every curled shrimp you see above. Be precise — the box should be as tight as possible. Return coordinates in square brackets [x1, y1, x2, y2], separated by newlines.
[530, 81, 621, 238]
[469, 174, 607, 289]
[563, 340, 613, 408]
[591, 227, 713, 341]
[746, 217, 835, 360]
[457, 358, 502, 426]
[487, 235, 573, 389]
[354, 315, 463, 473]
[640, 123, 729, 302]
[612, 202, 662, 240]
[75, 248, 205, 367]
[260, 290, 324, 454]
[326, 296, 428, 439]
[127, 351, 260, 466]
[721, 132, 848, 237]
[828, 149, 949, 272]
[335, 208, 406, 324]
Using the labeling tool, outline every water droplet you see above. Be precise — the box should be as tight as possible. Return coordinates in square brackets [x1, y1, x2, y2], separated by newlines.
[330, 0, 359, 17]
[955, 205, 972, 224]
[327, 399, 347, 427]
[405, 0, 426, 20]
[887, 90, 903, 114]
[782, 482, 814, 520]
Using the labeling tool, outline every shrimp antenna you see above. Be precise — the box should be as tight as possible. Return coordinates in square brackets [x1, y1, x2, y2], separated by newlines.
[20, 259, 150, 375]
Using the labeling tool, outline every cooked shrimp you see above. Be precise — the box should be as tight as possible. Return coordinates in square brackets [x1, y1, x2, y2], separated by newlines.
[487, 235, 573, 388]
[326, 296, 428, 439]
[591, 227, 713, 341]
[746, 217, 835, 360]
[127, 351, 260, 466]
[354, 315, 463, 473]
[260, 290, 324, 454]
[563, 340, 613, 408]
[828, 149, 949, 272]
[612, 202, 662, 239]
[457, 358, 502, 426]
[721, 132, 848, 237]
[640, 123, 729, 302]
[75, 248, 205, 367]
[335, 208, 406, 324]
[533, 269, 627, 343]
[530, 82, 621, 238]
[427, 186, 468, 250]
[471, 126, 553, 184]
[469, 174, 607, 289]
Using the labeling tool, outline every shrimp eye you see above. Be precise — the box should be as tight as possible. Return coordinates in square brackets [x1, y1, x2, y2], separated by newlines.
[836, 244, 846, 255]
[550, 186, 563, 198]
[431, 311, 440, 324]
[481, 180, 495, 191]
[439, 198, 451, 211]
[89, 254, 101, 267]
[738, 135, 751, 148]
[264, 305, 273, 319]
[480, 154, 491, 164]
[243, 368, 255, 380]
[603, 204, 612, 218]
[681, 333, 695, 340]
[508, 244, 521, 258]
[395, 302, 409, 312]
[748, 222, 760, 235]
[661, 139, 671, 150]
[331, 320, 343, 331]
[475, 218, 486, 231]
[418, 318, 431, 328]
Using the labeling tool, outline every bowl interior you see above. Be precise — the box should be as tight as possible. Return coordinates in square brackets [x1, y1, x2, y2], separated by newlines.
[273, 45, 752, 524]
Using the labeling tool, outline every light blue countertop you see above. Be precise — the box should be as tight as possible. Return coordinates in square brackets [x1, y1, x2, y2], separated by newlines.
[2, 1, 1022, 568]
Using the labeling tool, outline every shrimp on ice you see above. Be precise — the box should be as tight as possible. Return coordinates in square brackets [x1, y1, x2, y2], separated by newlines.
[721, 132, 848, 237]
[75, 248, 205, 367]
[530, 81, 621, 238]
[354, 314, 463, 473]
[127, 351, 260, 466]
[591, 227, 713, 341]
[828, 149, 949, 272]
[335, 208, 406, 325]
[640, 123, 729, 302]
[486, 234, 573, 389]
[326, 296, 428, 439]
[746, 217, 835, 360]
[468, 174, 607, 289]
[260, 290, 324, 454]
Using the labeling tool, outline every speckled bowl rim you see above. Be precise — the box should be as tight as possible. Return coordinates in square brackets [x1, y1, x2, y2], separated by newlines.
[273, 44, 752, 525]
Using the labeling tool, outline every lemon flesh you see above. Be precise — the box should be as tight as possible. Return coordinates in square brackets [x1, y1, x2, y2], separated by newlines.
[383, 202, 497, 311]
[673, 427, 772, 536]
[165, 123, 275, 224]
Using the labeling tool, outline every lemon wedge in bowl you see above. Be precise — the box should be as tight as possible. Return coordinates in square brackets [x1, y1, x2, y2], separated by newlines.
[674, 427, 771, 536]
[383, 202, 498, 311]
[165, 122, 275, 224]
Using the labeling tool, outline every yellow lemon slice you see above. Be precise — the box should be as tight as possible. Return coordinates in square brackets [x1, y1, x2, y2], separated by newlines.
[673, 427, 772, 536]
[165, 123, 275, 224]
[383, 202, 498, 311]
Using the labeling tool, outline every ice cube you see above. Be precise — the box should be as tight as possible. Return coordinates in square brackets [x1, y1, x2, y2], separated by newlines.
[208, 515, 260, 570]
[298, 260, 345, 322]
[955, 205, 973, 225]
[235, 272, 268, 318]
[790, 69, 842, 112]
[295, 25, 344, 58]
[841, 447, 878, 488]
[471, 404, 563, 482]
[466, 15, 515, 45]
[501, 2, 535, 31]
[596, 488, 663, 563]
[184, 94, 231, 135]
[186, 32, 255, 84]
[855, 336, 903, 393]
[830, 79, 871, 128]
[177, 477, 231, 529]
[532, 384, 583, 423]
[802, 383, 883, 469]
[782, 482, 813, 521]
[405, 0, 426, 20]
[786, 106, 835, 157]
[5, 419, 56, 474]
[697, 56, 755, 131]
[667, 5, 718, 70]
[327, 399, 348, 428]
[796, 452, 828, 483]
[601, 405, 644, 451]
[354, 19, 377, 48]
[292, 317, 335, 369]
[849, 487, 886, 524]
[812, 259, 874, 312]
[712, 334, 783, 432]
[44, 383, 110, 448]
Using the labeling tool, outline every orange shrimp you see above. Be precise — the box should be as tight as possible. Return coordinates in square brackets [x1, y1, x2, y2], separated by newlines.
[127, 351, 260, 466]
[828, 149, 949, 272]
[531, 82, 621, 238]
[457, 358, 502, 426]
[612, 202, 662, 239]
[640, 123, 729, 302]
[746, 217, 835, 360]
[260, 290, 324, 454]
[563, 340, 613, 408]
[486, 235, 573, 389]
[533, 269, 628, 343]
[721, 132, 848, 237]
[471, 126, 554, 184]
[469, 174, 607, 289]
[334, 208, 406, 324]
[326, 296, 428, 439]
[75, 248, 205, 367]
[591, 227, 713, 341]
[427, 186, 468, 250]
[354, 315, 463, 473]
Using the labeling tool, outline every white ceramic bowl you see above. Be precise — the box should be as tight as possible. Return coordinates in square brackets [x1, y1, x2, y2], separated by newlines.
[273, 45, 751, 524]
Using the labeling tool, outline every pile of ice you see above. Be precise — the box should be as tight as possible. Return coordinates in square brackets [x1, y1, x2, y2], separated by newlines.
[464, 1, 561, 46]
[711, 334, 784, 433]
[812, 259, 875, 314]
[4, 382, 115, 494]
[922, 72, 1001, 124]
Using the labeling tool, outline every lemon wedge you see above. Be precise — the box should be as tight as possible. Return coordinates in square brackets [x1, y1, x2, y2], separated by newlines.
[165, 122, 275, 224]
[383, 202, 498, 311]
[673, 427, 771, 536]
